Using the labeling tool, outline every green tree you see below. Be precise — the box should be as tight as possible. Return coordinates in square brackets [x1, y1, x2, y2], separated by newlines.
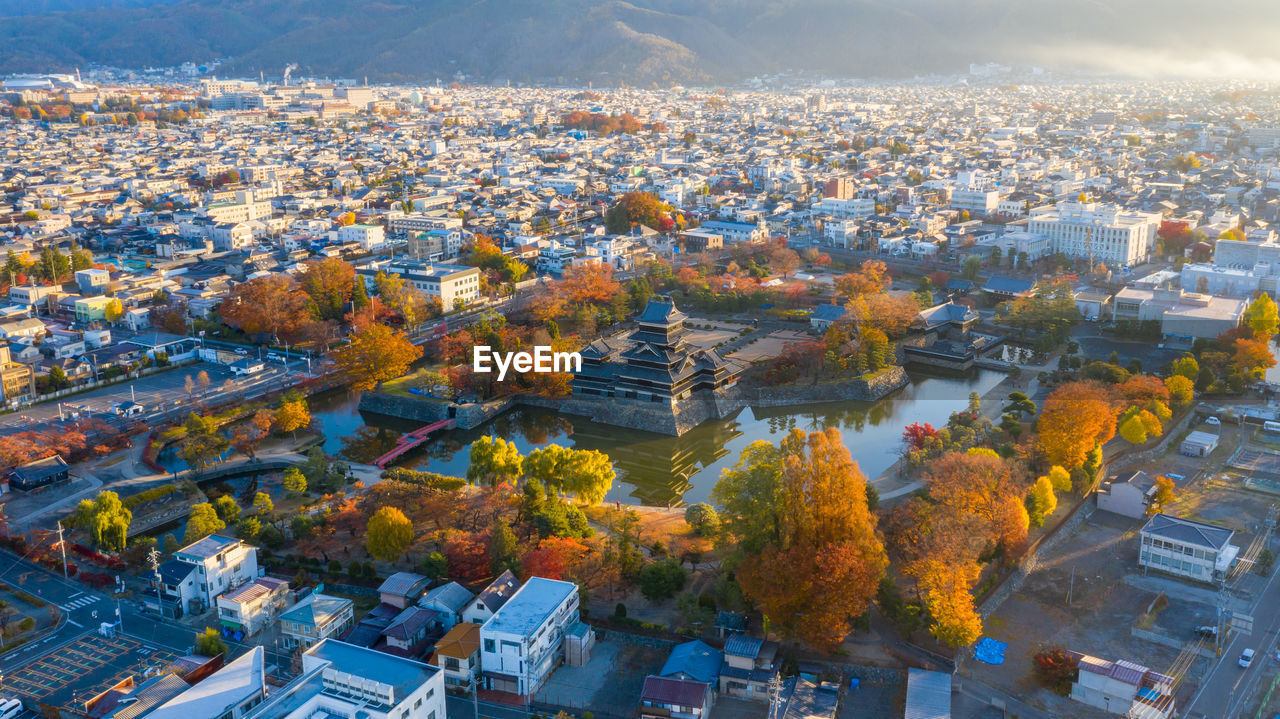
[711, 440, 785, 559]
[185, 502, 226, 543]
[194, 627, 226, 657]
[489, 519, 519, 575]
[1003, 392, 1036, 418]
[366, 506, 414, 561]
[1025, 476, 1058, 528]
[282, 467, 308, 495]
[420, 551, 448, 580]
[82, 491, 132, 552]
[250, 492, 274, 516]
[467, 435, 523, 486]
[212, 495, 241, 523]
[1245, 293, 1279, 340]
[291, 514, 314, 540]
[637, 558, 689, 600]
[235, 517, 261, 541]
[684, 503, 721, 537]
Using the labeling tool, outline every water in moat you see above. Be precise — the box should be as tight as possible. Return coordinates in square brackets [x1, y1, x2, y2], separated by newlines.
[297, 368, 1004, 507]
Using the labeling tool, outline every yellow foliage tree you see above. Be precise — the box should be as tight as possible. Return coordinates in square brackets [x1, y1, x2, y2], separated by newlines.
[1118, 413, 1148, 444]
[274, 400, 310, 439]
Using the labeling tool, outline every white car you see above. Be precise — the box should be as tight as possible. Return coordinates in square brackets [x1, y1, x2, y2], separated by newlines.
[1240, 648, 1255, 668]
[0, 696, 20, 719]
[1206, 416, 1221, 425]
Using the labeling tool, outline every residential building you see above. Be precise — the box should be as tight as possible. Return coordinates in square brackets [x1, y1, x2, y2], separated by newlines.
[775, 678, 838, 719]
[75, 268, 111, 296]
[379, 572, 432, 609]
[814, 197, 875, 220]
[1096, 471, 1158, 519]
[659, 640, 723, 686]
[75, 296, 116, 323]
[718, 634, 779, 701]
[950, 187, 999, 214]
[429, 621, 481, 693]
[173, 534, 259, 612]
[339, 223, 386, 251]
[479, 576, 581, 696]
[279, 592, 355, 650]
[146, 646, 267, 719]
[246, 639, 445, 719]
[0, 317, 46, 340]
[1069, 652, 1175, 719]
[0, 345, 35, 404]
[217, 577, 289, 637]
[462, 569, 520, 625]
[420, 581, 474, 631]
[639, 676, 715, 719]
[904, 668, 952, 719]
[152, 559, 201, 617]
[698, 219, 768, 244]
[1139, 513, 1239, 584]
[1027, 201, 1160, 267]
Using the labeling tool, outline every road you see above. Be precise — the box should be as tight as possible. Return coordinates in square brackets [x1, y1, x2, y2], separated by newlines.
[0, 351, 311, 434]
[1184, 540, 1280, 718]
[0, 550, 196, 678]
[445, 694, 530, 719]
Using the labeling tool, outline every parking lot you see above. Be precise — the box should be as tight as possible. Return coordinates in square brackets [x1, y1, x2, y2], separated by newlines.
[6, 633, 180, 715]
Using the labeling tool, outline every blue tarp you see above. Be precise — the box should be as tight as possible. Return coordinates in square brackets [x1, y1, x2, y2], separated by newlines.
[974, 637, 1007, 665]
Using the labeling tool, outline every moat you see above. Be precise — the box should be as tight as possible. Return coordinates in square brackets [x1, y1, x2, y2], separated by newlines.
[298, 367, 1005, 507]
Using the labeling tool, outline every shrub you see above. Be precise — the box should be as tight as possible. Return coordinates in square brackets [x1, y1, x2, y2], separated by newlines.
[1032, 647, 1079, 695]
[637, 559, 689, 601]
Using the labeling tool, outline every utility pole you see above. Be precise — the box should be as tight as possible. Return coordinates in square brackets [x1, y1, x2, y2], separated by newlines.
[56, 521, 68, 580]
[148, 548, 164, 620]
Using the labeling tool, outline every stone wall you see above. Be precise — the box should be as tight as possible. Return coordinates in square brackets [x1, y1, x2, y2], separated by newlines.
[357, 392, 516, 430]
[736, 365, 909, 407]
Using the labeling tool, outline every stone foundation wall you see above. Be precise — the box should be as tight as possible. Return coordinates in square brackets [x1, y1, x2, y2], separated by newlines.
[735, 365, 909, 407]
[357, 392, 516, 430]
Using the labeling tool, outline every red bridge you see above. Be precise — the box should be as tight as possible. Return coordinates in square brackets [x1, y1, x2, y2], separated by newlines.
[373, 419, 456, 469]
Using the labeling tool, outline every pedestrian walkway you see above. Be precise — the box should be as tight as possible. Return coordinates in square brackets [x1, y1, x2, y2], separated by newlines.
[56, 594, 100, 612]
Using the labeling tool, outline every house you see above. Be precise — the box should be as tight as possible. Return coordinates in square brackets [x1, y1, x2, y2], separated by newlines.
[1096, 471, 1158, 519]
[379, 572, 432, 610]
[462, 569, 520, 625]
[429, 621, 481, 693]
[1180, 430, 1219, 457]
[146, 646, 267, 719]
[479, 576, 580, 696]
[217, 577, 289, 637]
[124, 307, 151, 331]
[8, 455, 70, 491]
[420, 581, 474, 631]
[152, 559, 201, 617]
[639, 676, 715, 719]
[904, 668, 951, 719]
[383, 605, 441, 657]
[659, 640, 723, 685]
[244, 639, 446, 719]
[1139, 513, 1239, 584]
[0, 345, 36, 404]
[279, 592, 354, 650]
[230, 358, 265, 376]
[777, 677, 839, 719]
[1069, 652, 1175, 719]
[810, 303, 846, 331]
[0, 317, 46, 340]
[173, 534, 259, 612]
[718, 634, 779, 701]
[75, 296, 117, 324]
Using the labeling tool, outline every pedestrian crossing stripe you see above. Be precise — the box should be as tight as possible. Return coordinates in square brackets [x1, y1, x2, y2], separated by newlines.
[56, 596, 100, 612]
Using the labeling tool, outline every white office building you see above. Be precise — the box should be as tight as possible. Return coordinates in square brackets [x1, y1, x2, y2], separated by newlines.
[173, 534, 259, 610]
[1027, 201, 1161, 267]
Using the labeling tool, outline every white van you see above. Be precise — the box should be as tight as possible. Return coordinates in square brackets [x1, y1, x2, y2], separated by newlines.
[0, 696, 23, 719]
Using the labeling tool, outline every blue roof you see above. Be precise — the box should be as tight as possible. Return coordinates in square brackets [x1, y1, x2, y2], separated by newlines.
[811, 304, 847, 322]
[983, 276, 1036, 295]
[661, 640, 723, 684]
[724, 633, 764, 659]
[946, 278, 976, 291]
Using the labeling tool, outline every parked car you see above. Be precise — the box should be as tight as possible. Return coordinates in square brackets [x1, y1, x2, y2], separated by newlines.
[0, 696, 21, 719]
[1206, 416, 1221, 426]
[234, 348, 249, 356]
[1194, 625, 1218, 639]
[1240, 648, 1255, 668]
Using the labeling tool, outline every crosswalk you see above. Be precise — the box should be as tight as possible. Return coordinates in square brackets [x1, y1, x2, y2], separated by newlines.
[57, 594, 100, 612]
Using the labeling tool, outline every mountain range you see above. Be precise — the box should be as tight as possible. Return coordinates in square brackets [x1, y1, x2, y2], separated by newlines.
[2, 0, 1280, 85]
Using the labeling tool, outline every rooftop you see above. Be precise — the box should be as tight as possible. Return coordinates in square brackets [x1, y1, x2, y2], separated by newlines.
[175, 534, 240, 560]
[1141, 513, 1234, 550]
[146, 647, 264, 719]
[482, 576, 576, 638]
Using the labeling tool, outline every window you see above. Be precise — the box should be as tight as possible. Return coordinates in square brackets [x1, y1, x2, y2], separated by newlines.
[484, 639, 495, 653]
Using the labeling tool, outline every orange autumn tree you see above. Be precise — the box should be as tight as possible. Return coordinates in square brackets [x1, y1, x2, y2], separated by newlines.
[737, 427, 887, 651]
[1037, 380, 1120, 470]
[333, 323, 424, 391]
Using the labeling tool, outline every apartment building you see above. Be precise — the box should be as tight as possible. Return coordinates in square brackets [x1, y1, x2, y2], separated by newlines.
[361, 260, 481, 308]
[173, 534, 259, 611]
[0, 346, 35, 404]
[217, 577, 289, 637]
[279, 592, 354, 650]
[479, 576, 580, 696]
[338, 223, 386, 251]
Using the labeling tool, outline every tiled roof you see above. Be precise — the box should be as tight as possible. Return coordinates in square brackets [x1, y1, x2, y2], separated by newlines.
[1141, 513, 1234, 550]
